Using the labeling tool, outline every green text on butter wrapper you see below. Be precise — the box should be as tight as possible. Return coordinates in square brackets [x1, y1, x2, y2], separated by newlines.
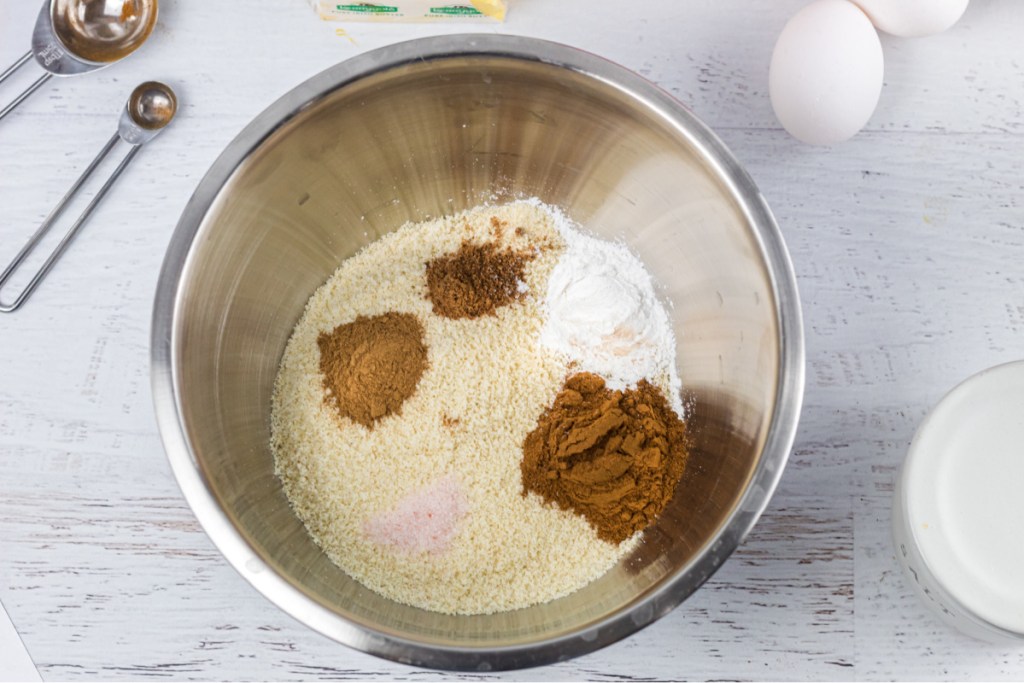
[430, 5, 483, 15]
[336, 4, 399, 12]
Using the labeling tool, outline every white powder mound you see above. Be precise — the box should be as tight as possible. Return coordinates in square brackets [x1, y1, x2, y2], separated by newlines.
[533, 201, 684, 409]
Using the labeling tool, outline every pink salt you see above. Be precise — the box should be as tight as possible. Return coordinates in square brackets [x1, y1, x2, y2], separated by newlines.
[363, 475, 468, 554]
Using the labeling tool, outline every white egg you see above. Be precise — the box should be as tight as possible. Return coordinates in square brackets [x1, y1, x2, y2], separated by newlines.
[770, 0, 884, 145]
[852, 0, 969, 37]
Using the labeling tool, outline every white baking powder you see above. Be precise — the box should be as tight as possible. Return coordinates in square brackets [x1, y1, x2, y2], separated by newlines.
[534, 200, 683, 408]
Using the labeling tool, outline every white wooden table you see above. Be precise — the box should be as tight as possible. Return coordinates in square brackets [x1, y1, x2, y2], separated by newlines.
[2, 0, 1023, 679]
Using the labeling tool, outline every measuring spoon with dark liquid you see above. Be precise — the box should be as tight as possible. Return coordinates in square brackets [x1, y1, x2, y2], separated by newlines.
[0, 0, 158, 121]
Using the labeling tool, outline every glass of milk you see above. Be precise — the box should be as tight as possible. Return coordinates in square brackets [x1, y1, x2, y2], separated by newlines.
[893, 360, 1024, 642]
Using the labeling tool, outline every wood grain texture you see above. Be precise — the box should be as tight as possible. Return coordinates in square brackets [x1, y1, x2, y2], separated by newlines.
[1, 0, 1023, 679]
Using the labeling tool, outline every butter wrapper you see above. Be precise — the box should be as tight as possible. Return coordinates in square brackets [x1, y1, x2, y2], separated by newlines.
[312, 1, 506, 22]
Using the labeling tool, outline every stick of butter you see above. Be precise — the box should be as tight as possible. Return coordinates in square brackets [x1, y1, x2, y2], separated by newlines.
[312, 1, 507, 22]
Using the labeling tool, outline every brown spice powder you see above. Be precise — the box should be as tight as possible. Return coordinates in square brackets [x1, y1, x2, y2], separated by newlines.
[425, 239, 533, 319]
[317, 312, 427, 428]
[490, 216, 505, 241]
[521, 372, 688, 544]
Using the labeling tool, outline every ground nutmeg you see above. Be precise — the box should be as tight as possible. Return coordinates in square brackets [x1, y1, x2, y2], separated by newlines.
[425, 238, 533, 319]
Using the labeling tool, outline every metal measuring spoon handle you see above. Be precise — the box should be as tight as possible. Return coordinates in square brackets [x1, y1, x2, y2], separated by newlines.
[0, 81, 176, 313]
[0, 0, 158, 122]
[0, 53, 52, 122]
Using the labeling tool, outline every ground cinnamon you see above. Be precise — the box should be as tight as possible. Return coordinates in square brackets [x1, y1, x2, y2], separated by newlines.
[425, 239, 533, 319]
[317, 312, 427, 428]
[521, 372, 688, 544]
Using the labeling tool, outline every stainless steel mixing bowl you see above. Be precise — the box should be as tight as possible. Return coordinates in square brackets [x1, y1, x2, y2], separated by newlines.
[152, 35, 804, 670]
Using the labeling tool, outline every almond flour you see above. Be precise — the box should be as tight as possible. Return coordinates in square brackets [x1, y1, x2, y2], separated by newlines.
[271, 201, 637, 615]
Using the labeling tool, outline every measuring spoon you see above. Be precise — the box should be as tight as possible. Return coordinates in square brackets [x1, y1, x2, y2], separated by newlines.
[0, 81, 176, 313]
[0, 0, 158, 122]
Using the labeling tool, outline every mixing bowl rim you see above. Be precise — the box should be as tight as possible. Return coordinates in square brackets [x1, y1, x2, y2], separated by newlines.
[151, 33, 805, 671]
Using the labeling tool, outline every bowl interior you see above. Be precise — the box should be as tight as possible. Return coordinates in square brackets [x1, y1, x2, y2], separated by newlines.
[171, 53, 780, 653]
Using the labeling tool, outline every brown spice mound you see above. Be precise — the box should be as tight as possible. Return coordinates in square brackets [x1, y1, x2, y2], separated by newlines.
[425, 239, 533, 319]
[317, 312, 427, 428]
[521, 373, 688, 544]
